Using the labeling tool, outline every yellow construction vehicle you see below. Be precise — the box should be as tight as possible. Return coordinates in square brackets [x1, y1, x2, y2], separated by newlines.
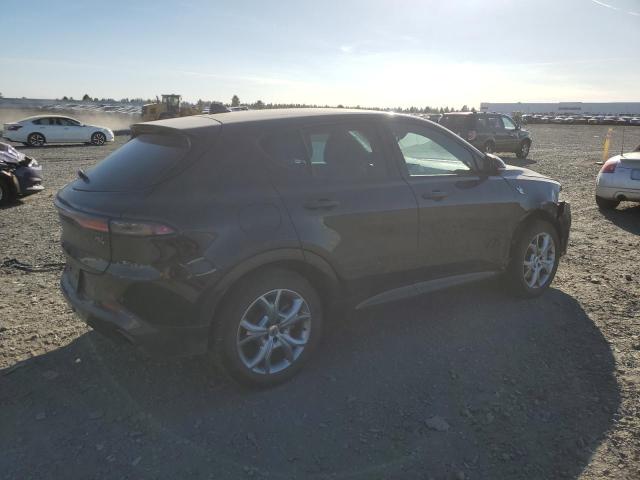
[141, 94, 200, 122]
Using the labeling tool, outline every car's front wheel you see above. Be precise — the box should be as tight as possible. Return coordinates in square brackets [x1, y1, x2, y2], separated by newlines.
[595, 195, 619, 210]
[516, 140, 531, 159]
[507, 219, 560, 298]
[213, 268, 323, 388]
[27, 132, 46, 147]
[91, 132, 107, 146]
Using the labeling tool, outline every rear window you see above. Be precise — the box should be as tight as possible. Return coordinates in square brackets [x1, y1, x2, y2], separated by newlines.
[440, 115, 474, 133]
[78, 134, 189, 192]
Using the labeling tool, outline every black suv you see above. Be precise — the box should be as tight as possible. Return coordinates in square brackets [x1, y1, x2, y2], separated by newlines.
[56, 109, 570, 387]
[440, 112, 532, 159]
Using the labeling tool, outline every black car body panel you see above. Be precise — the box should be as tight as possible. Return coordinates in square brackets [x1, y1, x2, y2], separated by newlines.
[56, 109, 569, 358]
[0, 142, 43, 200]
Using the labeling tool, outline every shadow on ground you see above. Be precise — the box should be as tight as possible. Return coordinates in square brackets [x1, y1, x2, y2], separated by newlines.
[14, 143, 97, 150]
[0, 282, 619, 480]
[601, 204, 640, 235]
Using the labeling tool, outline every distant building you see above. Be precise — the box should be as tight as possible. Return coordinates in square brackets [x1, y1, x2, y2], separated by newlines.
[480, 102, 640, 115]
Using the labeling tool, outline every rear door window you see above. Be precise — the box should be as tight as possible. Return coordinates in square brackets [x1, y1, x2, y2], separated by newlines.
[78, 134, 190, 192]
[441, 115, 473, 134]
[261, 124, 387, 182]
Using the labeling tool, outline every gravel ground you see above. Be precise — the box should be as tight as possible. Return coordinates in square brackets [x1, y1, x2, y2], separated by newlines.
[1, 124, 639, 480]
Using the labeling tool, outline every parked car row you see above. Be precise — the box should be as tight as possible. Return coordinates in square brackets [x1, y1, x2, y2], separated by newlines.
[522, 114, 640, 125]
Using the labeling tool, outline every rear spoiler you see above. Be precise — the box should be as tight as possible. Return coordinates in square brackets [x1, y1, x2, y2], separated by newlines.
[131, 116, 222, 140]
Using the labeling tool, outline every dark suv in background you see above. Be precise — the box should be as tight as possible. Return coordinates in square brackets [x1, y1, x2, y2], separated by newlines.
[440, 112, 532, 159]
[56, 109, 569, 387]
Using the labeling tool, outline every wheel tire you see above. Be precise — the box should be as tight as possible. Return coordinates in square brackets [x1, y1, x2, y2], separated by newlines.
[484, 141, 495, 154]
[0, 178, 14, 206]
[212, 268, 323, 388]
[27, 132, 45, 147]
[516, 140, 531, 159]
[506, 219, 560, 298]
[90, 132, 106, 146]
[595, 195, 619, 210]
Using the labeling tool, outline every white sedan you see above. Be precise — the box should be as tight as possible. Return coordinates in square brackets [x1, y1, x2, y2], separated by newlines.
[2, 115, 114, 147]
[595, 150, 640, 209]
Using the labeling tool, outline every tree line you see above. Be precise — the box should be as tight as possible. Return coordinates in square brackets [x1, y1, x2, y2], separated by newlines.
[52, 93, 476, 114]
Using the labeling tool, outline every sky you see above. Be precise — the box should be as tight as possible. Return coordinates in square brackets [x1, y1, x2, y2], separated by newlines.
[1, 0, 639, 108]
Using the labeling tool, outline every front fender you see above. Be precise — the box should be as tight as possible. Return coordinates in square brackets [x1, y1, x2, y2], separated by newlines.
[0, 170, 20, 195]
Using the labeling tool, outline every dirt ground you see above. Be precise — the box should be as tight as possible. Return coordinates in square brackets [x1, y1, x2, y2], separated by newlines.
[1, 124, 639, 480]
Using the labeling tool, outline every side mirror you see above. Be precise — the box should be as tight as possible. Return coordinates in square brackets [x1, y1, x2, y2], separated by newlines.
[482, 153, 506, 174]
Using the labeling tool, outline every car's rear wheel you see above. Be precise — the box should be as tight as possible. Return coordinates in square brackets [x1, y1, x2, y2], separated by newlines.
[0, 178, 14, 206]
[484, 141, 495, 154]
[507, 219, 560, 298]
[595, 195, 619, 210]
[516, 140, 531, 159]
[91, 132, 106, 146]
[27, 133, 45, 147]
[212, 268, 323, 388]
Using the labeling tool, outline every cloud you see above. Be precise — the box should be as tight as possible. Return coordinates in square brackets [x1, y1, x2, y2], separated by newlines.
[590, 0, 619, 10]
[590, 0, 640, 16]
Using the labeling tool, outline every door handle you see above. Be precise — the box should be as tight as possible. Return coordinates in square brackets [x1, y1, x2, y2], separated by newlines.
[422, 190, 448, 201]
[304, 199, 340, 210]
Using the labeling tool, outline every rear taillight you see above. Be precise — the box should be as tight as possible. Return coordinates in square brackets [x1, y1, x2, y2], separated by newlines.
[7, 125, 22, 131]
[58, 208, 109, 232]
[109, 220, 175, 236]
[600, 158, 618, 174]
[467, 130, 477, 141]
[57, 203, 174, 236]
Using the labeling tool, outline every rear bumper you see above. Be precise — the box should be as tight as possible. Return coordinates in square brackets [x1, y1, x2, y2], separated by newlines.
[60, 266, 209, 357]
[596, 169, 640, 201]
[596, 184, 640, 202]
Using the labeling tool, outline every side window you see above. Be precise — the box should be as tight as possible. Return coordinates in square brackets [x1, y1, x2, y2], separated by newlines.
[391, 123, 475, 177]
[32, 119, 42, 125]
[501, 116, 516, 131]
[261, 124, 386, 182]
[260, 129, 311, 180]
[301, 125, 385, 181]
[486, 116, 501, 130]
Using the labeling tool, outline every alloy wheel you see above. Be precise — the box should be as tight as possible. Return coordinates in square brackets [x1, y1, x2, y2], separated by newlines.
[92, 133, 106, 145]
[29, 133, 45, 146]
[236, 289, 311, 375]
[523, 232, 556, 288]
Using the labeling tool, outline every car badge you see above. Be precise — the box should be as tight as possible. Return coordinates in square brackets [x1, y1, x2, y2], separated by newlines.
[515, 185, 525, 195]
